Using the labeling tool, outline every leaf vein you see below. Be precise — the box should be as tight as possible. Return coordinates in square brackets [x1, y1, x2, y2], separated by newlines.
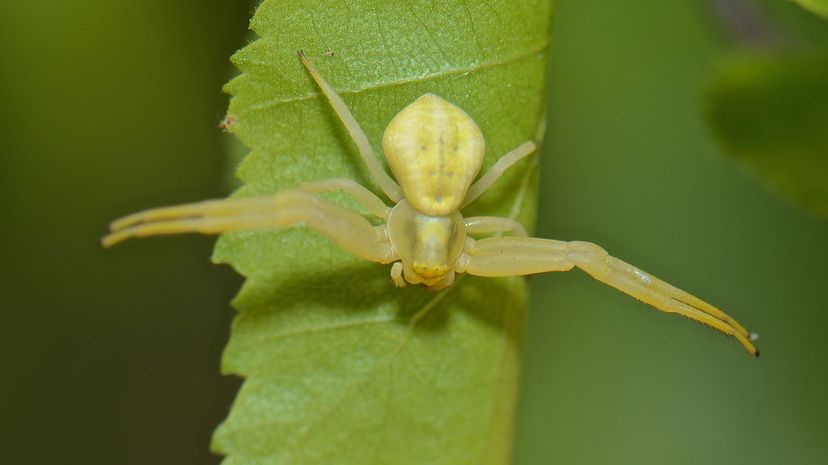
[291, 286, 456, 448]
[254, 315, 396, 344]
[245, 40, 549, 113]
[227, 286, 457, 446]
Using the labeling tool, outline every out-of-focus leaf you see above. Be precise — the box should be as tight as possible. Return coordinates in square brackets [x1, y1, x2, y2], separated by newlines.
[210, 1, 553, 464]
[794, 0, 828, 19]
[706, 54, 828, 216]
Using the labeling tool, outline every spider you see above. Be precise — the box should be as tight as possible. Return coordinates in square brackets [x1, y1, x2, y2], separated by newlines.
[103, 51, 758, 356]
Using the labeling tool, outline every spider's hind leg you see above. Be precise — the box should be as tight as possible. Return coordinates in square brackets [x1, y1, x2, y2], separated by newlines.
[464, 216, 528, 237]
[462, 141, 536, 208]
[298, 51, 403, 202]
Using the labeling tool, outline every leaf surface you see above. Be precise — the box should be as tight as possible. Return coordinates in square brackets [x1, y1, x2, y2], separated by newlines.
[706, 54, 828, 216]
[794, 0, 828, 19]
[211, 1, 553, 464]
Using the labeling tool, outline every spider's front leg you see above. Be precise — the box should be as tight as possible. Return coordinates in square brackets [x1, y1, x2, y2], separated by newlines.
[102, 190, 398, 265]
[457, 235, 758, 356]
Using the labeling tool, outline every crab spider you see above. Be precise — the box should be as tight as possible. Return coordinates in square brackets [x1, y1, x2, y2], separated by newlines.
[103, 51, 759, 356]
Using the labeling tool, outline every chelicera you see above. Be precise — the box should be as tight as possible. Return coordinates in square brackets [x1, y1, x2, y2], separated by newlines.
[103, 51, 758, 356]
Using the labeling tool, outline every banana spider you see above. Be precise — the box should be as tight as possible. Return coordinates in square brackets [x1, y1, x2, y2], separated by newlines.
[102, 51, 758, 356]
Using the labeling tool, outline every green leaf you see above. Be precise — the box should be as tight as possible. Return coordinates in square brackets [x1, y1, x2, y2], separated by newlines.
[706, 53, 828, 216]
[211, 1, 553, 464]
[794, 0, 828, 19]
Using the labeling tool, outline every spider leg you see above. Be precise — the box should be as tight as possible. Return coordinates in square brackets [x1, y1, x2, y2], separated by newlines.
[464, 216, 528, 237]
[390, 262, 406, 287]
[458, 236, 758, 356]
[298, 51, 403, 202]
[102, 190, 397, 264]
[462, 141, 536, 208]
[298, 178, 391, 219]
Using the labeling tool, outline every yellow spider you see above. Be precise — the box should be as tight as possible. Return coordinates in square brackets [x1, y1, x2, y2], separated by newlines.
[103, 51, 759, 356]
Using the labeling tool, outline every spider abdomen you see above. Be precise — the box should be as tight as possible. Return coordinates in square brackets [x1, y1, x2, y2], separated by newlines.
[382, 94, 485, 216]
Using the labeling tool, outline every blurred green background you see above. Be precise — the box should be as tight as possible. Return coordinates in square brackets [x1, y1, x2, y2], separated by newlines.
[1, 1, 826, 464]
